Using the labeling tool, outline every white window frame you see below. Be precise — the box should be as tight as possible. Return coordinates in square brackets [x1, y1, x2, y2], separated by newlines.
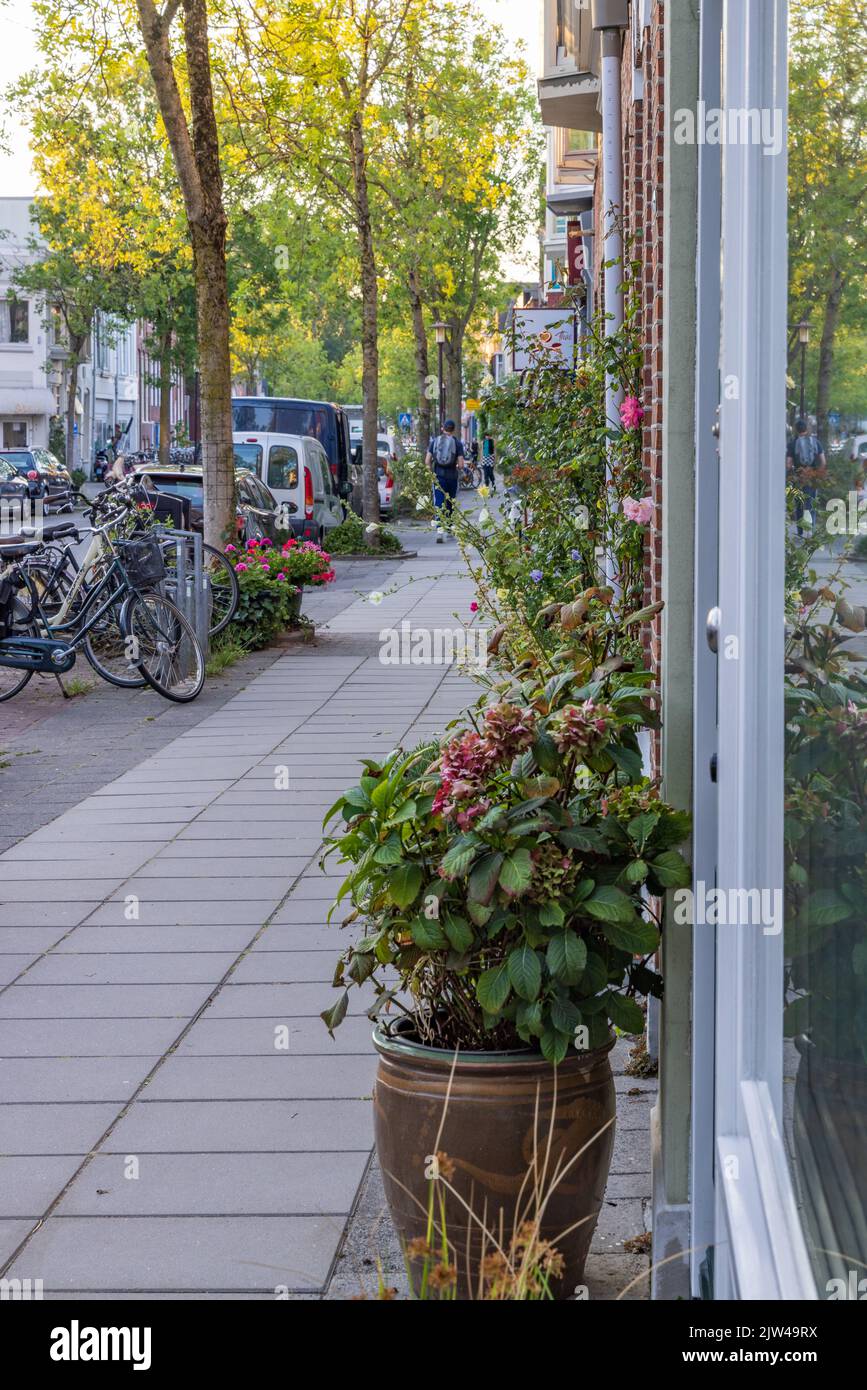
[712, 0, 816, 1301]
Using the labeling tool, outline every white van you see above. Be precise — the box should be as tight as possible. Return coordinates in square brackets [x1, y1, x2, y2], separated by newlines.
[232, 431, 344, 542]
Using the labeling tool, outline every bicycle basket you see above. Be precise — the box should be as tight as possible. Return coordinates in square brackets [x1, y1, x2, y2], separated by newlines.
[118, 537, 166, 587]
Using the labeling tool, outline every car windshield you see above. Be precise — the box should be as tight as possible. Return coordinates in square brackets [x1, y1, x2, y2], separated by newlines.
[0, 452, 32, 469]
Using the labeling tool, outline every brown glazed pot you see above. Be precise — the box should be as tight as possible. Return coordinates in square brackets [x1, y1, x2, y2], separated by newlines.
[373, 1021, 616, 1299]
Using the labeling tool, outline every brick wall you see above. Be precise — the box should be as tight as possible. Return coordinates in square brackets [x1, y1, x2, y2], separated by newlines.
[593, 2, 666, 765]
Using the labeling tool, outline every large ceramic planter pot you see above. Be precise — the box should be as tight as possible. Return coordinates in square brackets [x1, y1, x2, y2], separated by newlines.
[373, 1020, 616, 1298]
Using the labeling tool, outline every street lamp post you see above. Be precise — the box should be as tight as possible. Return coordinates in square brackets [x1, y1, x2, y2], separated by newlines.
[798, 319, 810, 419]
[434, 321, 447, 433]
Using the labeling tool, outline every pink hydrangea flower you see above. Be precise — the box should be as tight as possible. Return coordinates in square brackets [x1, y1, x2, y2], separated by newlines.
[225, 544, 237, 553]
[620, 396, 645, 430]
[622, 496, 654, 525]
[235, 562, 248, 573]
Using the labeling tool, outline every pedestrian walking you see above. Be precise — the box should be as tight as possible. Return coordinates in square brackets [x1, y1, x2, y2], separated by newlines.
[786, 418, 826, 536]
[482, 431, 497, 492]
[426, 418, 464, 542]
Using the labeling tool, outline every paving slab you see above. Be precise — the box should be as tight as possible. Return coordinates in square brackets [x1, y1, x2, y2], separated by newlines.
[143, 1054, 376, 1101]
[0, 1056, 158, 1103]
[105, 1099, 374, 1152]
[0, 1156, 86, 1217]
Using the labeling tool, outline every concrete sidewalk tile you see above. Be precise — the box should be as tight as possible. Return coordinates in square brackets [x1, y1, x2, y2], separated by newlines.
[52, 926, 256, 954]
[0, 928, 69, 952]
[0, 1018, 186, 1057]
[5, 1215, 339, 1292]
[175, 1015, 372, 1056]
[0, 1103, 119, 1154]
[0, 1156, 85, 1217]
[202, 983, 371, 1018]
[0, 983, 215, 1019]
[230, 951, 339, 984]
[0, 1221, 33, 1266]
[21, 953, 239, 986]
[0, 1056, 157, 1104]
[0, 903, 101, 928]
[143, 1053, 376, 1101]
[86, 902, 275, 927]
[55, 1151, 368, 1217]
[105, 1098, 374, 1152]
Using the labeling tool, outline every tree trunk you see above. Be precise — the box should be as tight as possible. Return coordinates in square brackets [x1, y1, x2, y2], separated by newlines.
[191, 221, 236, 547]
[815, 267, 845, 440]
[135, 0, 236, 549]
[408, 264, 431, 454]
[444, 324, 464, 432]
[158, 327, 172, 467]
[65, 353, 80, 478]
[350, 115, 380, 535]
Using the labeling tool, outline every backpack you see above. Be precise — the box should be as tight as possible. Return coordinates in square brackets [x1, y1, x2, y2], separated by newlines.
[793, 434, 820, 467]
[432, 434, 458, 469]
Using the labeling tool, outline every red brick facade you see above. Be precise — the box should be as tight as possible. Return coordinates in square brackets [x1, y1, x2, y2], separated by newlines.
[593, 2, 666, 695]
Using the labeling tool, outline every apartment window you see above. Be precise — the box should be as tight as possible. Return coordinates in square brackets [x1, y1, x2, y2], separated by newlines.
[0, 296, 29, 344]
[2, 421, 27, 448]
[566, 130, 595, 152]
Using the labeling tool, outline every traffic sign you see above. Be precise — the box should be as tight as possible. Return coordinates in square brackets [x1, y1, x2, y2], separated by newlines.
[398, 412, 412, 430]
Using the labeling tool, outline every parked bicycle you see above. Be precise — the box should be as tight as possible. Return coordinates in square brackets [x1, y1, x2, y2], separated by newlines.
[0, 484, 206, 703]
[458, 459, 482, 490]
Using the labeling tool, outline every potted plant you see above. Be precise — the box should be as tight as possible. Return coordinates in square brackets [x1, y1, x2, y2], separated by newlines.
[322, 596, 690, 1296]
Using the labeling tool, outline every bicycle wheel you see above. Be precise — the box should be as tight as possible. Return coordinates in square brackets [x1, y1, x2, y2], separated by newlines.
[83, 595, 149, 689]
[472, 466, 483, 489]
[0, 645, 33, 701]
[122, 592, 205, 703]
[160, 540, 240, 637]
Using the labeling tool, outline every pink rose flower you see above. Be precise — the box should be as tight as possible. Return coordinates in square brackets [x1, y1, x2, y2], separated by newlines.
[470, 601, 479, 613]
[235, 562, 248, 572]
[620, 396, 645, 430]
[622, 496, 654, 525]
[225, 544, 237, 553]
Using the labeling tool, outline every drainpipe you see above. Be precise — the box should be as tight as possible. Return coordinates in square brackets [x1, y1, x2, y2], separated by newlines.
[592, 0, 628, 429]
[592, 0, 628, 589]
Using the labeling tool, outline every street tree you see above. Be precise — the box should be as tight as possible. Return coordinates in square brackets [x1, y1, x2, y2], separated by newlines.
[789, 0, 867, 434]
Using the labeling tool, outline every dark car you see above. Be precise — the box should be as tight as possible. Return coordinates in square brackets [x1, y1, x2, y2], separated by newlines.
[0, 449, 74, 513]
[0, 458, 32, 524]
[131, 465, 281, 543]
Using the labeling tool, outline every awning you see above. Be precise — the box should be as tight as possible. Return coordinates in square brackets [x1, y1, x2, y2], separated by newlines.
[547, 185, 595, 216]
[0, 388, 56, 416]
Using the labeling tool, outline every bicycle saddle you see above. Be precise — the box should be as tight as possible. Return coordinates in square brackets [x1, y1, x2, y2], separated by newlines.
[0, 540, 44, 559]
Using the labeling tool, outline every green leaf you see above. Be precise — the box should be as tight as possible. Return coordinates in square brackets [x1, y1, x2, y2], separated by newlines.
[389, 863, 423, 909]
[540, 1027, 571, 1065]
[550, 997, 582, 1034]
[348, 952, 377, 984]
[581, 951, 609, 993]
[599, 918, 661, 955]
[467, 900, 494, 927]
[476, 963, 511, 1013]
[606, 992, 646, 1035]
[387, 799, 418, 825]
[410, 916, 449, 950]
[440, 835, 480, 880]
[533, 731, 560, 774]
[539, 901, 565, 927]
[625, 859, 649, 884]
[499, 848, 533, 897]
[584, 885, 638, 925]
[443, 914, 474, 952]
[321, 991, 348, 1036]
[507, 945, 542, 1001]
[516, 998, 544, 1037]
[469, 852, 505, 904]
[547, 929, 587, 984]
[370, 779, 392, 809]
[649, 851, 691, 889]
[373, 838, 404, 866]
[342, 787, 371, 811]
[806, 889, 852, 927]
[628, 812, 659, 847]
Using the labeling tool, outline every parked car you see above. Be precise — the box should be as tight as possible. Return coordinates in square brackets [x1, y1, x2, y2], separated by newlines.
[131, 464, 282, 544]
[0, 457, 33, 525]
[232, 433, 343, 542]
[0, 448, 74, 513]
[232, 397, 353, 502]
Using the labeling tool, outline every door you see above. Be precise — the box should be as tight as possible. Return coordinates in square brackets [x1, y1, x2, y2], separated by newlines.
[311, 442, 342, 530]
[264, 440, 301, 518]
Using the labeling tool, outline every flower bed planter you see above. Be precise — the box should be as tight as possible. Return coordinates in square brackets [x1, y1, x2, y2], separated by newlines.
[373, 1019, 616, 1299]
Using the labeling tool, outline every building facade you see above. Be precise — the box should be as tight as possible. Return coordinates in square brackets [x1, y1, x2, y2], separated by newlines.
[537, 0, 857, 1304]
[0, 197, 191, 468]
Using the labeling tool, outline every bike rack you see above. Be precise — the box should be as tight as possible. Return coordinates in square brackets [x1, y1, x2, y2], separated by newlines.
[154, 527, 211, 660]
